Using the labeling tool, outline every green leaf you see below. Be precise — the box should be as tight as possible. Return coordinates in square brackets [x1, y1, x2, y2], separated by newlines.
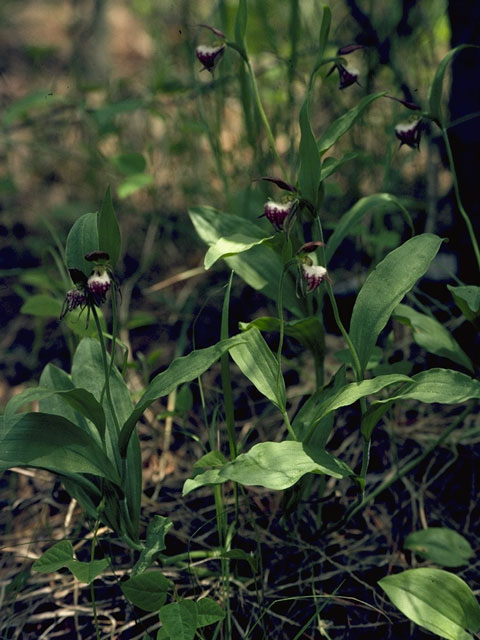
[298, 98, 322, 207]
[229, 327, 286, 410]
[110, 152, 146, 175]
[405, 528, 474, 568]
[4, 386, 106, 441]
[21, 294, 62, 317]
[219, 441, 353, 490]
[320, 151, 358, 181]
[316, 5, 331, 68]
[379, 568, 480, 640]
[0, 412, 120, 482]
[118, 173, 153, 199]
[204, 232, 273, 270]
[3, 90, 63, 126]
[65, 212, 99, 277]
[132, 516, 173, 576]
[394, 304, 473, 372]
[301, 373, 412, 442]
[317, 92, 386, 155]
[97, 186, 121, 268]
[66, 558, 109, 584]
[349, 234, 443, 374]
[361, 368, 480, 440]
[234, 0, 248, 50]
[448, 285, 480, 323]
[182, 469, 224, 496]
[159, 601, 197, 640]
[33, 540, 74, 573]
[121, 571, 173, 612]
[189, 206, 303, 316]
[119, 334, 247, 457]
[196, 598, 225, 627]
[71, 338, 141, 535]
[239, 316, 324, 360]
[325, 193, 414, 265]
[428, 45, 477, 126]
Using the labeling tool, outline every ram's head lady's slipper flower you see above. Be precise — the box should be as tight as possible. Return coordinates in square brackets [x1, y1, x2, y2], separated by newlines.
[87, 266, 111, 303]
[261, 200, 297, 232]
[395, 118, 422, 150]
[61, 288, 87, 318]
[302, 264, 327, 293]
[337, 64, 360, 90]
[195, 44, 226, 73]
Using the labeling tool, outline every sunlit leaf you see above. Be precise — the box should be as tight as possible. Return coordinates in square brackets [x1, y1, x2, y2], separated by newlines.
[219, 441, 353, 490]
[379, 568, 480, 640]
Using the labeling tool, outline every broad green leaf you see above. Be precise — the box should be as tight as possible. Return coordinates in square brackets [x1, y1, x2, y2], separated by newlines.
[361, 368, 480, 440]
[394, 304, 473, 372]
[379, 568, 480, 640]
[159, 601, 197, 640]
[97, 186, 121, 268]
[204, 232, 273, 270]
[66, 558, 109, 584]
[121, 571, 173, 611]
[349, 234, 443, 374]
[189, 206, 303, 316]
[118, 173, 153, 199]
[132, 516, 173, 576]
[71, 338, 141, 534]
[0, 413, 120, 483]
[380, 368, 480, 405]
[4, 387, 105, 440]
[301, 373, 412, 442]
[325, 193, 414, 265]
[196, 598, 225, 627]
[219, 441, 353, 490]
[33, 541, 74, 573]
[428, 45, 476, 126]
[405, 528, 474, 568]
[239, 316, 324, 359]
[229, 327, 286, 410]
[317, 92, 386, 155]
[65, 306, 105, 338]
[119, 334, 247, 457]
[448, 285, 480, 323]
[65, 212, 99, 277]
[110, 152, 146, 175]
[182, 469, 224, 496]
[21, 294, 61, 317]
[298, 98, 321, 207]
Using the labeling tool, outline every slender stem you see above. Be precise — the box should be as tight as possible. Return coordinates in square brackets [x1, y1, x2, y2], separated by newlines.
[314, 217, 363, 381]
[441, 126, 480, 273]
[91, 305, 120, 435]
[243, 55, 289, 181]
[90, 519, 101, 640]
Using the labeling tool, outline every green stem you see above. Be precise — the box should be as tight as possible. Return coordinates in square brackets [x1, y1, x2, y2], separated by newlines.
[228, 40, 289, 181]
[441, 126, 480, 273]
[91, 305, 120, 435]
[90, 519, 101, 640]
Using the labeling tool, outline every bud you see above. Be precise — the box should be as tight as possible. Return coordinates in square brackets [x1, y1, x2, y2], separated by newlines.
[337, 64, 360, 90]
[297, 241, 324, 254]
[302, 264, 327, 293]
[195, 44, 226, 73]
[262, 200, 295, 232]
[87, 267, 111, 303]
[61, 288, 87, 318]
[395, 118, 422, 150]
